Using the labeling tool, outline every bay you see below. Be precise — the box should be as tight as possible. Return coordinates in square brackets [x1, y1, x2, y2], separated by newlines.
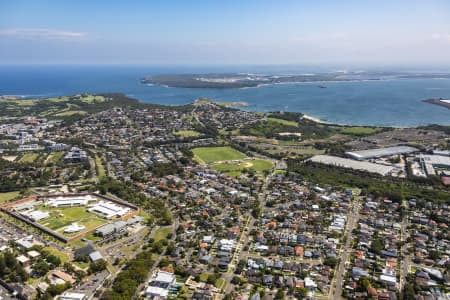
[1, 64, 450, 127]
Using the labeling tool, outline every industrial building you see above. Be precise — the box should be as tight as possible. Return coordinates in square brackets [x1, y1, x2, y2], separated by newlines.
[94, 220, 127, 237]
[345, 146, 418, 161]
[310, 155, 397, 176]
[45, 195, 96, 208]
[419, 154, 450, 176]
[21, 210, 50, 222]
[88, 201, 130, 219]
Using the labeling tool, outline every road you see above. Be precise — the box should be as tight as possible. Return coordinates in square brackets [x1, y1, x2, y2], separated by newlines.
[399, 206, 410, 292]
[330, 196, 361, 300]
[222, 167, 275, 295]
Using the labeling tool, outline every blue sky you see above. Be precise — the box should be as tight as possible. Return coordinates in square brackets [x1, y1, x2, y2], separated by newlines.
[1, 0, 450, 65]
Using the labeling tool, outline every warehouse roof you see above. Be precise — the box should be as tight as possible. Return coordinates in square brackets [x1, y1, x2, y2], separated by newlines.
[346, 146, 418, 160]
[310, 155, 396, 176]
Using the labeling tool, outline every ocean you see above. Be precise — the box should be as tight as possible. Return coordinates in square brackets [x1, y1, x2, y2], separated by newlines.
[1, 64, 450, 127]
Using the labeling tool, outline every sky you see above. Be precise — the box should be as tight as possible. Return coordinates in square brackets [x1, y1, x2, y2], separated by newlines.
[1, 0, 450, 66]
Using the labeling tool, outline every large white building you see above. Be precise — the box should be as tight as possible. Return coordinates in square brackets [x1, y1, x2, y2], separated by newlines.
[88, 201, 130, 219]
[46, 195, 96, 208]
[21, 210, 50, 222]
[346, 146, 418, 161]
[310, 155, 397, 176]
[419, 154, 450, 176]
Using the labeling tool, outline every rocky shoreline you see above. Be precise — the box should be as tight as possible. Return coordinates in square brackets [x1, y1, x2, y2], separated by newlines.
[423, 98, 450, 110]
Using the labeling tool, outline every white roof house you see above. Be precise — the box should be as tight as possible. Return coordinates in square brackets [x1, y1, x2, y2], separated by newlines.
[145, 286, 169, 298]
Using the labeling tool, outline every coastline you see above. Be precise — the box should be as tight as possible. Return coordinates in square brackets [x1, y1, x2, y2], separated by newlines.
[301, 114, 329, 124]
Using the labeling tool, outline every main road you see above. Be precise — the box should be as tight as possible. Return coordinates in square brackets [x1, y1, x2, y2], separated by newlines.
[330, 196, 361, 300]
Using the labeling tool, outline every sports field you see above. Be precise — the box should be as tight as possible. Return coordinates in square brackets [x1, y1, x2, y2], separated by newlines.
[211, 158, 274, 177]
[192, 146, 246, 164]
[38, 206, 107, 238]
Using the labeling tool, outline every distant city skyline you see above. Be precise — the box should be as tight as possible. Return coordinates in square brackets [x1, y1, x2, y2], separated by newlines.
[1, 0, 450, 65]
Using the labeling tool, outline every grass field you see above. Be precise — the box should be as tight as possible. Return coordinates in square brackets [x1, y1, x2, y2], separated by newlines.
[339, 126, 383, 136]
[38, 206, 107, 238]
[153, 226, 172, 242]
[54, 110, 87, 117]
[0, 191, 21, 204]
[267, 146, 325, 156]
[43, 247, 69, 263]
[211, 158, 273, 177]
[267, 117, 299, 127]
[192, 146, 246, 164]
[19, 153, 39, 163]
[219, 129, 240, 136]
[95, 154, 106, 179]
[173, 130, 201, 137]
[47, 151, 65, 163]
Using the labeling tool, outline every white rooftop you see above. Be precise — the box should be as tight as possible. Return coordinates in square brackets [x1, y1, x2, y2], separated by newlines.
[310, 155, 396, 176]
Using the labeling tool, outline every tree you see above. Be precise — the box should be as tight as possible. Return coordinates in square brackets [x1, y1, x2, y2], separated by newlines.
[323, 257, 338, 268]
[370, 238, 385, 254]
[46, 254, 61, 267]
[33, 260, 50, 276]
[89, 259, 107, 274]
[275, 288, 285, 300]
[296, 287, 308, 298]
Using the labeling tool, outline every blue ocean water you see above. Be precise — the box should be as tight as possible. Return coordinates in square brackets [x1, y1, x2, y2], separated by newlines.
[1, 64, 450, 127]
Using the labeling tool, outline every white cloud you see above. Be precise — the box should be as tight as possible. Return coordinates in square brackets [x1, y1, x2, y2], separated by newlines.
[0, 28, 86, 40]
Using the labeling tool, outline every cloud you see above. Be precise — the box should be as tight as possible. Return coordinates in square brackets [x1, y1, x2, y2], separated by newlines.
[431, 33, 450, 41]
[0, 28, 86, 40]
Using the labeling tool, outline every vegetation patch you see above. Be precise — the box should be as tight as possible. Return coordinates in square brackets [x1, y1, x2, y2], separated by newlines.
[173, 130, 201, 137]
[95, 154, 106, 179]
[38, 206, 107, 238]
[19, 153, 40, 163]
[0, 191, 21, 204]
[339, 126, 384, 136]
[211, 158, 273, 176]
[267, 117, 299, 127]
[153, 226, 172, 242]
[192, 146, 246, 163]
[47, 151, 65, 163]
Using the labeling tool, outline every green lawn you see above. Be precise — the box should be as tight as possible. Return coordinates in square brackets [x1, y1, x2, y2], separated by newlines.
[267, 117, 299, 127]
[339, 126, 383, 136]
[19, 153, 39, 163]
[219, 129, 240, 136]
[215, 278, 226, 289]
[153, 226, 172, 242]
[0, 191, 21, 204]
[211, 158, 273, 177]
[267, 146, 325, 156]
[95, 155, 106, 179]
[43, 247, 69, 263]
[38, 206, 107, 237]
[47, 151, 65, 163]
[54, 110, 87, 117]
[173, 130, 201, 137]
[192, 146, 246, 164]
[79, 95, 105, 103]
